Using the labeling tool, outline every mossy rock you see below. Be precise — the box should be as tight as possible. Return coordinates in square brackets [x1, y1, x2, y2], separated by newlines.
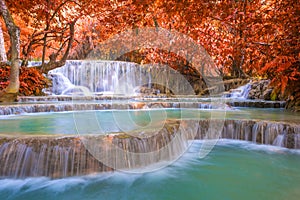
[270, 90, 278, 101]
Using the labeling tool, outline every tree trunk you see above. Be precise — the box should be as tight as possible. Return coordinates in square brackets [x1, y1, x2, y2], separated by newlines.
[0, 0, 20, 102]
[0, 22, 7, 62]
[230, 55, 247, 78]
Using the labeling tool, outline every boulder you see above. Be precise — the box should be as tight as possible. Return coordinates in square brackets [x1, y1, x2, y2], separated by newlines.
[247, 79, 274, 100]
[263, 89, 273, 100]
[134, 86, 160, 95]
[286, 95, 300, 112]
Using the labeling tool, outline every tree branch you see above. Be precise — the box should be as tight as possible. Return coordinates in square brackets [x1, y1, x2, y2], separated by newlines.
[40, 21, 76, 73]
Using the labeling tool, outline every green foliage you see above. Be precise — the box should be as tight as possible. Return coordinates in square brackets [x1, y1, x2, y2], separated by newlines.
[270, 89, 277, 101]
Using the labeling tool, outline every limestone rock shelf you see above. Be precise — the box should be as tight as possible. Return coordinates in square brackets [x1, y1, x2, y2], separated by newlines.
[0, 97, 287, 115]
[0, 102, 216, 115]
[226, 100, 286, 108]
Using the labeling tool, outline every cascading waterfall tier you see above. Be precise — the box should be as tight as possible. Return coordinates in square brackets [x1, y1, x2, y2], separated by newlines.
[222, 81, 286, 108]
[48, 60, 140, 95]
[0, 119, 299, 178]
[47, 60, 193, 96]
[0, 120, 198, 178]
[223, 83, 252, 99]
[196, 119, 300, 148]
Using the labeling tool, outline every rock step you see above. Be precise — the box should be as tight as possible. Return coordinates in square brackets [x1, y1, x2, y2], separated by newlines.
[0, 102, 216, 115]
[227, 100, 286, 108]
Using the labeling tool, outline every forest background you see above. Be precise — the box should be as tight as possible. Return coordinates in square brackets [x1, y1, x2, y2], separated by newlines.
[0, 0, 299, 109]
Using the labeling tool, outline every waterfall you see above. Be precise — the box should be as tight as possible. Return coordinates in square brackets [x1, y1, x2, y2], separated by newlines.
[0, 120, 198, 178]
[0, 138, 109, 178]
[196, 119, 299, 148]
[47, 72, 75, 95]
[273, 135, 285, 147]
[265, 123, 284, 145]
[48, 60, 141, 95]
[251, 121, 266, 143]
[47, 60, 194, 96]
[225, 83, 251, 99]
[0, 119, 299, 178]
[295, 134, 300, 149]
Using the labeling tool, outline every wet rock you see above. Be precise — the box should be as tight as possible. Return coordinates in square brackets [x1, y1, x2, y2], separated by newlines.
[134, 86, 161, 96]
[226, 100, 285, 108]
[0, 91, 18, 103]
[263, 88, 273, 100]
[247, 79, 273, 100]
[285, 87, 300, 112]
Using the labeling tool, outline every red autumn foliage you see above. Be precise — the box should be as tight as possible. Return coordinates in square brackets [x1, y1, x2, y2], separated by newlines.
[260, 56, 300, 96]
[1, 0, 299, 99]
[0, 66, 49, 96]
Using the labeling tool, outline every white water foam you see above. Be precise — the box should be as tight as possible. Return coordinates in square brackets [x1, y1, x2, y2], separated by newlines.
[225, 83, 251, 99]
[217, 139, 300, 155]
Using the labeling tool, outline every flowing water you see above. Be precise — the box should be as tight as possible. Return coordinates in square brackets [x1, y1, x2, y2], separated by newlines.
[48, 60, 194, 96]
[1, 60, 299, 199]
[0, 140, 300, 200]
[223, 82, 252, 99]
